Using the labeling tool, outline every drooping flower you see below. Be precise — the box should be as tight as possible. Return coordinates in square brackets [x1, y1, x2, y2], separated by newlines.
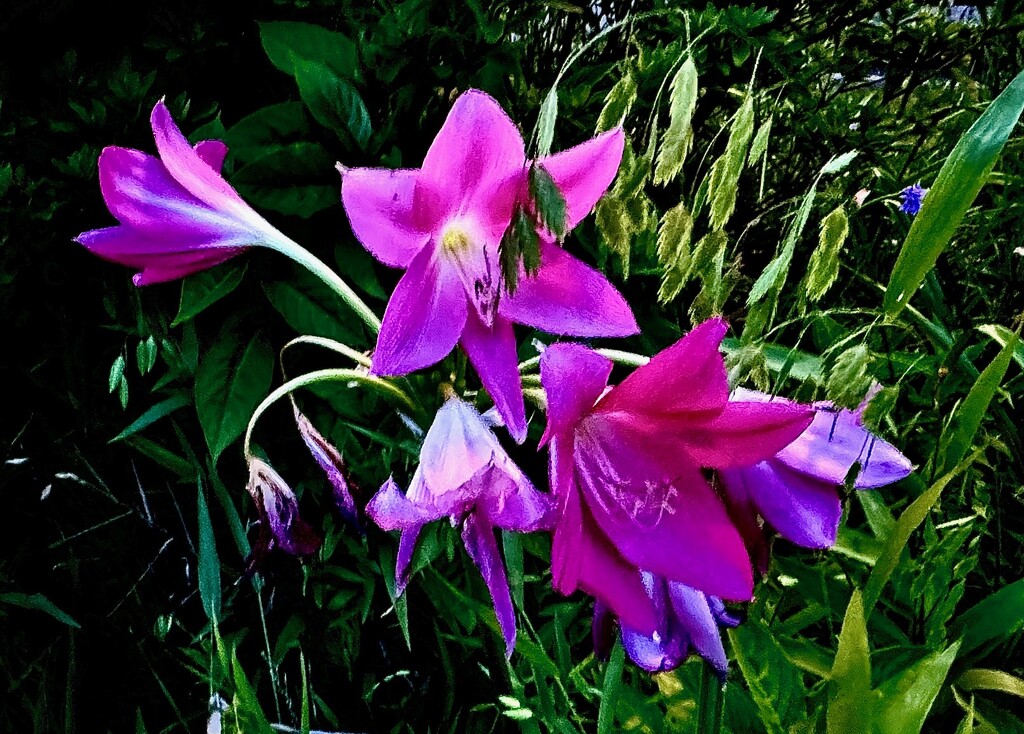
[294, 404, 362, 532]
[77, 100, 294, 285]
[718, 387, 913, 570]
[365, 397, 554, 656]
[898, 182, 927, 216]
[539, 319, 814, 633]
[341, 89, 638, 442]
[245, 457, 321, 569]
[592, 574, 740, 680]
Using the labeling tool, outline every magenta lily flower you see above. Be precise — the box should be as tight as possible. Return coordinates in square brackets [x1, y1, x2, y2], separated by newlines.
[76, 100, 296, 285]
[341, 89, 638, 442]
[246, 458, 321, 566]
[365, 397, 554, 656]
[593, 574, 740, 680]
[719, 387, 913, 567]
[539, 319, 814, 634]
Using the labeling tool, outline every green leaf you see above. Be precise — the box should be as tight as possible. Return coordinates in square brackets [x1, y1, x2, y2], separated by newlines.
[747, 173, 818, 307]
[0, 592, 80, 628]
[977, 324, 1024, 371]
[264, 268, 365, 343]
[958, 669, 1024, 699]
[535, 87, 558, 159]
[230, 650, 275, 734]
[224, 102, 311, 165]
[196, 479, 221, 624]
[821, 150, 859, 174]
[874, 643, 960, 734]
[173, 262, 247, 326]
[109, 354, 125, 393]
[530, 164, 567, 239]
[939, 333, 1018, 473]
[124, 436, 196, 480]
[657, 201, 695, 303]
[110, 394, 190, 443]
[194, 332, 274, 461]
[884, 68, 1024, 317]
[597, 70, 637, 133]
[596, 638, 625, 734]
[730, 620, 807, 734]
[863, 449, 982, 616]
[654, 56, 698, 185]
[828, 590, 877, 734]
[952, 577, 1024, 659]
[707, 92, 755, 231]
[806, 205, 850, 302]
[231, 142, 336, 219]
[291, 56, 371, 149]
[259, 20, 361, 82]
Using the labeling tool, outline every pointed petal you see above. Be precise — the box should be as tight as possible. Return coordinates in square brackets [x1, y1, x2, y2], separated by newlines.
[372, 245, 467, 375]
[575, 424, 754, 601]
[294, 406, 361, 531]
[539, 343, 612, 446]
[342, 167, 430, 268]
[621, 625, 687, 673]
[539, 128, 624, 230]
[462, 513, 517, 657]
[716, 470, 772, 576]
[596, 318, 730, 417]
[478, 462, 554, 532]
[500, 238, 638, 337]
[720, 462, 843, 549]
[366, 477, 437, 531]
[416, 399, 497, 497]
[461, 313, 526, 443]
[194, 140, 228, 172]
[668, 583, 729, 678]
[150, 101, 248, 213]
[416, 90, 526, 223]
[396, 523, 423, 595]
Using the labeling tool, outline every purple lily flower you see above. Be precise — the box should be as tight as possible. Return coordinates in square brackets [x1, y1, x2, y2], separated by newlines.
[539, 319, 814, 634]
[293, 404, 362, 532]
[76, 100, 294, 285]
[593, 574, 740, 680]
[365, 397, 554, 657]
[898, 182, 927, 216]
[341, 89, 638, 442]
[246, 458, 321, 566]
[718, 387, 913, 568]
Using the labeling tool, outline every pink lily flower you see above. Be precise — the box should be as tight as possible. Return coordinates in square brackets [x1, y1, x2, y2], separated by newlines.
[719, 387, 913, 570]
[77, 100, 294, 285]
[538, 319, 814, 633]
[341, 90, 638, 442]
[365, 397, 554, 657]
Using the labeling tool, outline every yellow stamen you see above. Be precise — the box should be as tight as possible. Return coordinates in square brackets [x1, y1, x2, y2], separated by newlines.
[441, 226, 472, 254]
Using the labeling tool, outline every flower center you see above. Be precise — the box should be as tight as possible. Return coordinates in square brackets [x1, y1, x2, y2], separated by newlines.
[441, 225, 473, 255]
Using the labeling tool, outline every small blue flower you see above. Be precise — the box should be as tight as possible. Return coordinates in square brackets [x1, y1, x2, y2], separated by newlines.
[899, 182, 927, 216]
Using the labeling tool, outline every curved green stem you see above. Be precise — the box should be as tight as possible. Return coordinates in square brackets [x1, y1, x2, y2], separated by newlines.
[279, 335, 373, 370]
[243, 369, 414, 457]
[517, 347, 650, 374]
[264, 234, 381, 335]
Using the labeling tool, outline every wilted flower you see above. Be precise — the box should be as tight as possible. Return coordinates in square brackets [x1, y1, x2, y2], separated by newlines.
[899, 182, 927, 215]
[77, 100, 298, 285]
[366, 397, 554, 656]
[539, 319, 813, 633]
[246, 457, 321, 567]
[593, 574, 740, 679]
[341, 89, 637, 442]
[718, 387, 913, 570]
[294, 404, 362, 531]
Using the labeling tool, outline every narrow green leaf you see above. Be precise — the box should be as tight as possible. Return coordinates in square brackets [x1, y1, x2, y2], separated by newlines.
[259, 21, 361, 82]
[0, 592, 80, 628]
[939, 333, 1018, 473]
[707, 93, 755, 231]
[863, 449, 982, 616]
[748, 175, 817, 306]
[231, 650, 275, 734]
[884, 68, 1024, 317]
[958, 669, 1024, 699]
[977, 323, 1024, 371]
[874, 643, 960, 734]
[291, 56, 372, 149]
[596, 638, 625, 734]
[536, 87, 558, 158]
[196, 479, 221, 624]
[124, 436, 196, 480]
[821, 150, 859, 174]
[110, 394, 190, 443]
[952, 577, 1024, 659]
[173, 262, 247, 326]
[654, 56, 698, 185]
[828, 590, 877, 734]
[194, 332, 274, 461]
[806, 205, 850, 302]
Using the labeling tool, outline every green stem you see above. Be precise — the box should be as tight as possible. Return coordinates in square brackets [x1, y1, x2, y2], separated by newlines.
[243, 369, 415, 457]
[279, 335, 373, 370]
[696, 662, 725, 734]
[264, 234, 381, 335]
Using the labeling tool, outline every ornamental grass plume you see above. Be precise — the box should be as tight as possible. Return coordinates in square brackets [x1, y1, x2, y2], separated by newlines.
[341, 89, 637, 442]
[365, 397, 554, 656]
[538, 319, 814, 634]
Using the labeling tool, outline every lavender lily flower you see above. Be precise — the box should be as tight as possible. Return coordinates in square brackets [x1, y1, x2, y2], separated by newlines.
[593, 574, 740, 680]
[341, 89, 638, 442]
[365, 397, 554, 656]
[898, 182, 927, 215]
[539, 319, 814, 634]
[294, 404, 362, 532]
[246, 458, 321, 567]
[718, 387, 913, 570]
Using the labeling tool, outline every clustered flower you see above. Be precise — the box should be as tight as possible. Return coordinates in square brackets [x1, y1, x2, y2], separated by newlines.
[78, 91, 912, 678]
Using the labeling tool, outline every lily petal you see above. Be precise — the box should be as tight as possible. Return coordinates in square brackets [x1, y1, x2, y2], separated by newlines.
[372, 245, 467, 376]
[417, 399, 497, 496]
[478, 462, 554, 532]
[539, 343, 612, 446]
[500, 238, 638, 337]
[539, 128, 625, 230]
[668, 583, 729, 678]
[461, 313, 527, 443]
[462, 512, 517, 657]
[341, 168, 429, 268]
[194, 140, 228, 172]
[366, 477, 437, 531]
